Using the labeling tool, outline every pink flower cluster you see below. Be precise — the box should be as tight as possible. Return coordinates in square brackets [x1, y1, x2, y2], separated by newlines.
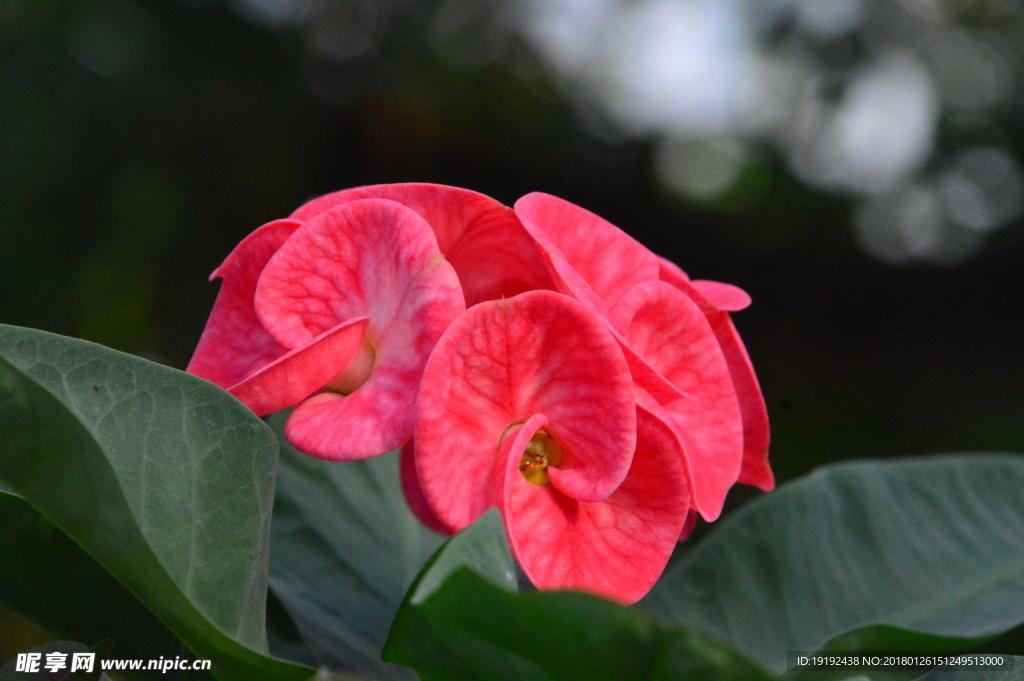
[188, 183, 771, 604]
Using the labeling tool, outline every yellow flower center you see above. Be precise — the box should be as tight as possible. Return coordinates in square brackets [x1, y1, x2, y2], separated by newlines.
[518, 429, 563, 486]
[324, 336, 376, 395]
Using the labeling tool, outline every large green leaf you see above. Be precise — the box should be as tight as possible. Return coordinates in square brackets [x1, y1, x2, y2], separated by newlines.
[383, 510, 778, 681]
[640, 455, 1024, 673]
[405, 507, 517, 605]
[0, 324, 345, 681]
[266, 411, 445, 680]
[381, 509, 524, 681]
[0, 489, 179, 673]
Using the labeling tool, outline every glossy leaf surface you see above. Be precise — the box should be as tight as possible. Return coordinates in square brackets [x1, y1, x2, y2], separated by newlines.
[641, 455, 1024, 673]
[267, 412, 445, 680]
[384, 510, 777, 681]
[0, 324, 343, 681]
[0, 490, 179, 672]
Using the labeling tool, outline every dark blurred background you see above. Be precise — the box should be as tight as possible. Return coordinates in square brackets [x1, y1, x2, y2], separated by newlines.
[1, 0, 1022, 519]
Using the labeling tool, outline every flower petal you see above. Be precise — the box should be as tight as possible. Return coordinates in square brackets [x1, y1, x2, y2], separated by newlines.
[227, 317, 368, 417]
[513, 197, 686, 406]
[659, 265, 772, 492]
[256, 199, 465, 460]
[708, 312, 773, 491]
[186, 219, 301, 388]
[290, 183, 552, 306]
[400, 441, 454, 535]
[502, 408, 689, 604]
[614, 280, 743, 521]
[514, 193, 660, 311]
[678, 508, 699, 542]
[416, 290, 636, 530]
[692, 280, 752, 312]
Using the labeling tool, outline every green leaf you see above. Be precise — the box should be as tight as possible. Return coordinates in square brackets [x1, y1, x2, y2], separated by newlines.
[640, 455, 1024, 673]
[816, 625, 985, 655]
[0, 324, 347, 681]
[0, 489, 179, 668]
[266, 411, 445, 680]
[265, 590, 319, 669]
[409, 507, 517, 605]
[384, 511, 778, 681]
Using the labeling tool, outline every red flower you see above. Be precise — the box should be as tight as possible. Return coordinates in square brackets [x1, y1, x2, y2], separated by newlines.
[513, 193, 772, 521]
[413, 290, 689, 603]
[189, 182, 769, 602]
[188, 184, 553, 460]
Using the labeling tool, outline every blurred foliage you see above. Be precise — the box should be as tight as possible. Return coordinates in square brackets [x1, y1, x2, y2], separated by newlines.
[0, 0, 1021, 493]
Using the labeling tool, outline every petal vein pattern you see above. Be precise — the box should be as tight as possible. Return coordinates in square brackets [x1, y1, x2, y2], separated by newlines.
[659, 262, 772, 492]
[187, 219, 372, 417]
[613, 280, 743, 521]
[290, 183, 552, 306]
[514, 193, 687, 406]
[252, 199, 465, 460]
[514, 193, 660, 311]
[415, 291, 637, 531]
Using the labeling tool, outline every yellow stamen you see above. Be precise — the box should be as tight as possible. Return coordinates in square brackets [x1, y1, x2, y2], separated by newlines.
[324, 337, 376, 395]
[518, 429, 563, 486]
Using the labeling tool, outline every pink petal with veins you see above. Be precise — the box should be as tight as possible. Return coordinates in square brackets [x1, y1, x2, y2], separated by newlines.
[290, 183, 552, 306]
[187, 219, 301, 388]
[255, 199, 465, 460]
[400, 442, 454, 535]
[617, 338, 693, 405]
[502, 409, 689, 604]
[659, 262, 773, 492]
[416, 290, 636, 530]
[613, 280, 743, 521]
[514, 193, 660, 311]
[707, 312, 773, 491]
[228, 317, 368, 417]
[513, 195, 686, 405]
